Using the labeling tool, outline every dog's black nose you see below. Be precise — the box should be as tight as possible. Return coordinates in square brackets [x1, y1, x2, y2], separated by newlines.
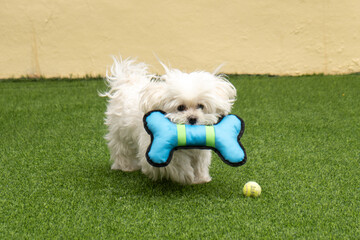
[188, 117, 197, 125]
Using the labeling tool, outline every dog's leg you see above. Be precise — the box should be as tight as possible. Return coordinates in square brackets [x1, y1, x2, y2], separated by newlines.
[191, 150, 212, 184]
[108, 136, 141, 172]
[139, 149, 196, 184]
[137, 133, 210, 185]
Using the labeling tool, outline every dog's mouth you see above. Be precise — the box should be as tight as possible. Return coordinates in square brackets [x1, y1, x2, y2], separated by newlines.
[168, 117, 200, 125]
[166, 114, 221, 126]
[165, 111, 224, 125]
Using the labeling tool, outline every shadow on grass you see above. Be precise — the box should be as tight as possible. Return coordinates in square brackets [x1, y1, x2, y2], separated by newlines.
[73, 161, 240, 201]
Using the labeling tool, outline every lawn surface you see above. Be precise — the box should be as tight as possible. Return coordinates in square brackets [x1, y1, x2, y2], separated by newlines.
[1, 75, 359, 239]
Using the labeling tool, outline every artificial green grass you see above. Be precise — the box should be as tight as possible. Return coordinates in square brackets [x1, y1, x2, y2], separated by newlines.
[0, 75, 359, 239]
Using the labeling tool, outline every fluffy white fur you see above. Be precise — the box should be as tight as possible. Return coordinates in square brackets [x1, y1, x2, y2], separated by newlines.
[101, 57, 237, 185]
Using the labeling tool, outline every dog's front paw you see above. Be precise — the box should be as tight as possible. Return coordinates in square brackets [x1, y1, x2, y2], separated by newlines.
[193, 175, 212, 184]
[111, 162, 140, 172]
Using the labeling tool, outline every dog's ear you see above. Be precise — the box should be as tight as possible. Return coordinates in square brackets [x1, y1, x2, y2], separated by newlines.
[213, 75, 237, 115]
[140, 80, 168, 113]
[153, 53, 171, 75]
[159, 60, 170, 75]
[216, 76, 237, 101]
[212, 63, 226, 75]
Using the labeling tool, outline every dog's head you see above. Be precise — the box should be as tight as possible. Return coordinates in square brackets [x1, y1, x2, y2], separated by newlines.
[140, 66, 237, 125]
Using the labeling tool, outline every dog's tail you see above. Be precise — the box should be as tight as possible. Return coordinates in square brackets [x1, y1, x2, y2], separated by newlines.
[100, 57, 153, 98]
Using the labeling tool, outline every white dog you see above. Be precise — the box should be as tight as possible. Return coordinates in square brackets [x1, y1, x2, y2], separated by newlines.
[101, 57, 237, 185]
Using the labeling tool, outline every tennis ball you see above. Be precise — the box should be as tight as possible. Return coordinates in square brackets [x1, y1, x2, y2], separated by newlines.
[243, 181, 261, 197]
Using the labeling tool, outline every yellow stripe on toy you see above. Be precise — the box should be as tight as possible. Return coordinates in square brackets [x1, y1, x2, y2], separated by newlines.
[205, 126, 215, 148]
[177, 124, 186, 146]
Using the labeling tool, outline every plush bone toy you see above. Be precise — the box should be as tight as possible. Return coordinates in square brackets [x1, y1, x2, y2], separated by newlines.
[143, 110, 247, 167]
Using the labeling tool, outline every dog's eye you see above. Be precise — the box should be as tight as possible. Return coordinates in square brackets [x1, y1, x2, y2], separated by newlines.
[177, 105, 186, 112]
[197, 104, 204, 110]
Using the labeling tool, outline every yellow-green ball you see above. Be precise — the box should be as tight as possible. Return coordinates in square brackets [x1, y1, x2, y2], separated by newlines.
[243, 181, 261, 197]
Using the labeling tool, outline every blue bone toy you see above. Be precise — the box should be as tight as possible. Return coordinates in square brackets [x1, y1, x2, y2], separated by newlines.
[143, 110, 247, 167]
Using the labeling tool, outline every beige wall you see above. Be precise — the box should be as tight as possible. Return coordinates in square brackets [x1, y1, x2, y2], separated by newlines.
[1, 0, 360, 78]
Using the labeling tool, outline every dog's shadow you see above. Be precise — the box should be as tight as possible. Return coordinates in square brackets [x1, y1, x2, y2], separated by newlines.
[79, 162, 239, 200]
